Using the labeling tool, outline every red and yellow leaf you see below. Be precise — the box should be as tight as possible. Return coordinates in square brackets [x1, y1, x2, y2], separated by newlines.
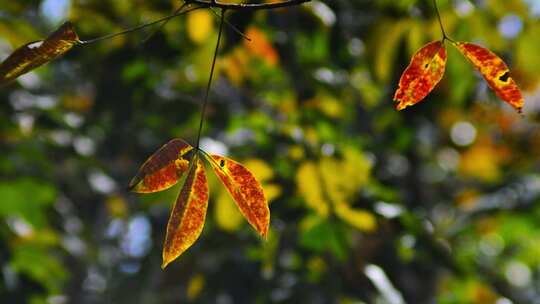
[454, 42, 524, 113]
[162, 157, 209, 269]
[205, 154, 269, 238]
[393, 40, 447, 110]
[0, 21, 80, 85]
[128, 139, 194, 193]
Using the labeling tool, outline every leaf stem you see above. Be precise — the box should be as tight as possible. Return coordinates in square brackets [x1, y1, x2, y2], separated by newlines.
[80, 5, 200, 45]
[195, 9, 226, 151]
[433, 0, 455, 43]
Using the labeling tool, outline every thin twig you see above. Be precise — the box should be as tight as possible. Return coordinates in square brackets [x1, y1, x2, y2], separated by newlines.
[195, 9, 226, 150]
[210, 7, 251, 41]
[139, 3, 189, 45]
[80, 6, 201, 44]
[185, 0, 310, 11]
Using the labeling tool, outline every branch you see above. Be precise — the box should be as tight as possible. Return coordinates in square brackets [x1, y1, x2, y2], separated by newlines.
[185, 0, 310, 11]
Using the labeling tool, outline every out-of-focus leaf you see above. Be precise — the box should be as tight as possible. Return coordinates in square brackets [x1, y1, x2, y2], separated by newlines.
[0, 21, 80, 85]
[296, 161, 329, 217]
[453, 42, 524, 113]
[162, 157, 209, 269]
[205, 154, 270, 238]
[187, 10, 214, 44]
[0, 179, 56, 228]
[129, 139, 194, 193]
[300, 215, 349, 260]
[371, 19, 409, 82]
[214, 188, 244, 232]
[394, 40, 447, 110]
[187, 273, 205, 301]
[244, 27, 279, 66]
[459, 138, 508, 182]
[334, 203, 376, 232]
[10, 242, 67, 293]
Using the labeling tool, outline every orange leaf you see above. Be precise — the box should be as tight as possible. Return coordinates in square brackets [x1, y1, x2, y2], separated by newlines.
[393, 41, 447, 110]
[0, 22, 80, 85]
[244, 27, 279, 66]
[453, 42, 524, 113]
[128, 139, 194, 193]
[162, 156, 209, 269]
[205, 154, 269, 238]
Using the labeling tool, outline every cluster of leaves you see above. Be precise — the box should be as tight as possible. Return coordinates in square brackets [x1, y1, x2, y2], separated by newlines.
[394, 39, 524, 112]
[128, 139, 269, 268]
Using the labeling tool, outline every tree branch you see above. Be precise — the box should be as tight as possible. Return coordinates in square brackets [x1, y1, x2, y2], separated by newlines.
[186, 0, 310, 11]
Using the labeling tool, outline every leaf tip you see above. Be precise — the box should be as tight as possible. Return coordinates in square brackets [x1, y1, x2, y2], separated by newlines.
[261, 228, 269, 240]
[161, 258, 172, 270]
[394, 99, 409, 111]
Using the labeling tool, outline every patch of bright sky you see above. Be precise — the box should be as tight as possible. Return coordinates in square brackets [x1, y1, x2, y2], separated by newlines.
[498, 14, 523, 39]
[40, 0, 71, 25]
[524, 0, 540, 18]
[453, 0, 475, 17]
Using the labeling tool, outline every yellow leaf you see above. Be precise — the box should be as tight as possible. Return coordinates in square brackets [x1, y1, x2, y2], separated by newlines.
[187, 10, 214, 44]
[187, 273, 205, 301]
[214, 189, 243, 232]
[242, 159, 274, 182]
[105, 195, 128, 218]
[263, 184, 281, 202]
[297, 162, 329, 217]
[459, 138, 507, 182]
[335, 203, 377, 232]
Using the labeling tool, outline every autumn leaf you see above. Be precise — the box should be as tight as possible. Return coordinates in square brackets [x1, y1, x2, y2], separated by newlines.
[214, 158, 280, 232]
[162, 156, 209, 269]
[394, 40, 447, 110]
[128, 139, 194, 193]
[453, 42, 524, 113]
[204, 154, 269, 238]
[0, 21, 80, 85]
[244, 27, 279, 66]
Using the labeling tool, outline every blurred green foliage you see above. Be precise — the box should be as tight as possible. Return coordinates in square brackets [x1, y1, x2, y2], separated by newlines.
[1, 0, 540, 303]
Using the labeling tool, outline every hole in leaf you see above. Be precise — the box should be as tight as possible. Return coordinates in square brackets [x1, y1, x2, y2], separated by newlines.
[499, 71, 510, 82]
[424, 63, 429, 69]
[220, 160, 225, 167]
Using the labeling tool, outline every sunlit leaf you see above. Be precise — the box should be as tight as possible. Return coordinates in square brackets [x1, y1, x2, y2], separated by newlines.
[205, 154, 270, 238]
[214, 158, 280, 233]
[0, 21, 80, 85]
[454, 42, 524, 113]
[162, 157, 209, 269]
[128, 139, 194, 193]
[394, 40, 447, 110]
